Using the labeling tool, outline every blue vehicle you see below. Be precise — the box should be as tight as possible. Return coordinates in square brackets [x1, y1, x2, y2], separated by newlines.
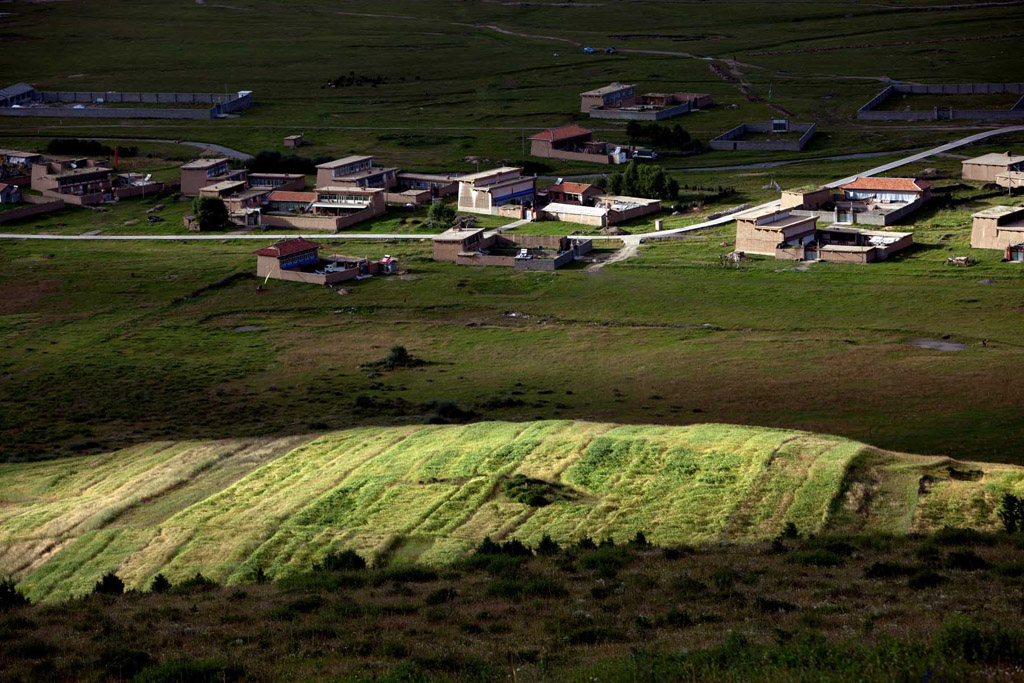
[605, 47, 617, 54]
[583, 46, 596, 53]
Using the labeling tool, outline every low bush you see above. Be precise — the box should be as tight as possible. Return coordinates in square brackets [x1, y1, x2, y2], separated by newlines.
[786, 550, 845, 568]
[373, 566, 439, 585]
[663, 607, 694, 627]
[314, 549, 367, 572]
[865, 561, 917, 579]
[946, 549, 992, 572]
[579, 545, 630, 578]
[174, 573, 217, 593]
[756, 597, 799, 614]
[135, 658, 244, 683]
[425, 587, 457, 605]
[908, 570, 946, 590]
[97, 647, 152, 679]
[931, 527, 996, 547]
[150, 574, 171, 594]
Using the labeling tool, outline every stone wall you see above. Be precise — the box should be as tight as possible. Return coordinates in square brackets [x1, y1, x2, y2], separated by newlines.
[0, 198, 64, 224]
[857, 83, 1024, 121]
[0, 90, 253, 120]
[709, 122, 816, 151]
[588, 102, 693, 121]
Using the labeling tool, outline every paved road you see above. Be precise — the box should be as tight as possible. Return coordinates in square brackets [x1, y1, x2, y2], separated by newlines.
[74, 137, 253, 161]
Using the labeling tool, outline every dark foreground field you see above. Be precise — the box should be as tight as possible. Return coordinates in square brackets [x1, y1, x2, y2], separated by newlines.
[4, 529, 1024, 681]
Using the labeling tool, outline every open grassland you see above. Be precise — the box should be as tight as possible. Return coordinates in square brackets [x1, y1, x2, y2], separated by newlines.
[1, 421, 1023, 603]
[3, 150, 1024, 463]
[1, 0, 1023, 174]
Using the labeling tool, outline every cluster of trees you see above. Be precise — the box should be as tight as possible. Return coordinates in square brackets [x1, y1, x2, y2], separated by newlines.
[245, 150, 333, 175]
[625, 122, 693, 150]
[46, 138, 137, 158]
[191, 196, 228, 230]
[599, 162, 679, 201]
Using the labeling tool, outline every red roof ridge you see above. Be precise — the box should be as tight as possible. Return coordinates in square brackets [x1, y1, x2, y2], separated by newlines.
[841, 176, 931, 192]
[268, 190, 316, 202]
[253, 237, 320, 258]
[529, 124, 594, 142]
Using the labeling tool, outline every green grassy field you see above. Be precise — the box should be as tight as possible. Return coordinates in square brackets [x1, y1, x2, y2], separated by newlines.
[2, 420, 1021, 603]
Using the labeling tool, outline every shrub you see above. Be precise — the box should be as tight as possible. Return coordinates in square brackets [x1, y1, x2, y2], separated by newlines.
[575, 537, 597, 551]
[374, 566, 439, 585]
[97, 647, 152, 679]
[779, 522, 800, 539]
[174, 573, 217, 593]
[999, 493, 1023, 534]
[908, 569, 946, 590]
[663, 607, 694, 627]
[0, 578, 29, 610]
[629, 531, 651, 548]
[536, 534, 561, 556]
[946, 549, 992, 572]
[423, 400, 475, 424]
[997, 560, 1024, 577]
[314, 549, 367, 572]
[150, 574, 171, 594]
[425, 587, 456, 605]
[786, 550, 845, 568]
[756, 597, 799, 614]
[931, 526, 995, 547]
[135, 658, 244, 683]
[865, 561, 916, 579]
[427, 201, 457, 228]
[915, 544, 943, 567]
[579, 545, 630, 578]
[935, 616, 1024, 664]
[94, 572, 125, 596]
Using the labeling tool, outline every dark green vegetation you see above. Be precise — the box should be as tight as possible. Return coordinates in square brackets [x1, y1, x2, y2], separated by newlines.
[5, 529, 1024, 680]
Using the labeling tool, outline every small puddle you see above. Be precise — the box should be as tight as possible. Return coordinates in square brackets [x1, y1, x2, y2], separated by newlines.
[233, 325, 264, 333]
[911, 338, 966, 352]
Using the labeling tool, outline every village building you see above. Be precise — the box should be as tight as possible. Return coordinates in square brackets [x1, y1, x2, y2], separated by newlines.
[0, 183, 22, 203]
[396, 172, 458, 197]
[781, 178, 931, 226]
[538, 195, 661, 227]
[247, 172, 306, 192]
[261, 186, 386, 231]
[0, 83, 36, 108]
[0, 148, 44, 168]
[545, 181, 603, 206]
[432, 225, 592, 270]
[581, 82, 713, 121]
[734, 207, 912, 264]
[962, 152, 1024, 183]
[180, 158, 247, 197]
[529, 125, 636, 165]
[254, 238, 398, 286]
[456, 167, 536, 218]
[112, 172, 164, 200]
[315, 155, 398, 190]
[283, 134, 304, 149]
[971, 206, 1024, 260]
[30, 158, 114, 204]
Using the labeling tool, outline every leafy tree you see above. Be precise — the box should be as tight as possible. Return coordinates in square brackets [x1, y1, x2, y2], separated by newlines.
[150, 574, 171, 593]
[94, 572, 125, 595]
[427, 201, 457, 228]
[191, 196, 229, 231]
[0, 578, 29, 610]
[999, 493, 1022, 533]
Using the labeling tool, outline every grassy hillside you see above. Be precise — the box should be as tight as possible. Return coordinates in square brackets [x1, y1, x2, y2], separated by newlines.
[2, 420, 1022, 602]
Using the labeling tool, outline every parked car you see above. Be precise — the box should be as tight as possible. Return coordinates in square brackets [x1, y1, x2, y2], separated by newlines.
[633, 148, 659, 161]
[605, 47, 617, 54]
[583, 46, 596, 53]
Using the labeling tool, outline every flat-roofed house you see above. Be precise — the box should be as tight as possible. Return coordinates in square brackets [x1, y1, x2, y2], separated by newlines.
[0, 148, 44, 168]
[396, 172, 458, 197]
[180, 158, 247, 196]
[31, 158, 113, 204]
[972, 206, 1024, 259]
[962, 152, 1024, 183]
[580, 82, 637, 113]
[456, 167, 536, 217]
[546, 181, 603, 206]
[735, 207, 819, 256]
[315, 155, 398, 190]
[283, 134, 304, 149]
[0, 83, 36, 108]
[540, 202, 609, 227]
[254, 238, 385, 286]
[262, 185, 386, 231]
[247, 173, 306, 192]
[432, 225, 592, 270]
[266, 190, 316, 213]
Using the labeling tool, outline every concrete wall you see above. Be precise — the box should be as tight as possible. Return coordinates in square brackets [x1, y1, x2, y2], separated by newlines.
[854, 197, 926, 226]
[0, 90, 253, 120]
[608, 201, 661, 225]
[972, 214, 1024, 251]
[514, 251, 574, 270]
[532, 144, 612, 165]
[709, 122, 816, 151]
[857, 83, 1024, 121]
[0, 198, 64, 224]
[262, 214, 342, 231]
[115, 183, 165, 200]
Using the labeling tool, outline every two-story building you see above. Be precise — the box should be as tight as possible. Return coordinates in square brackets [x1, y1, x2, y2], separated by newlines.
[456, 167, 536, 217]
[962, 152, 1024, 183]
[31, 158, 113, 204]
[315, 155, 398, 190]
[180, 158, 247, 197]
[529, 125, 634, 165]
[971, 206, 1024, 260]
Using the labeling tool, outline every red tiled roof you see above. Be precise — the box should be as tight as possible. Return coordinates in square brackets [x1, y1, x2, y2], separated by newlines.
[841, 177, 932, 193]
[253, 238, 320, 258]
[268, 190, 316, 203]
[529, 125, 594, 142]
[549, 181, 596, 195]
[0, 184, 8, 192]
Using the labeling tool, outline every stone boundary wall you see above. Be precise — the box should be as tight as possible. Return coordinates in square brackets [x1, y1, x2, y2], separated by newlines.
[262, 204, 378, 232]
[0, 198, 64, 224]
[857, 83, 1024, 121]
[542, 149, 614, 165]
[709, 122, 816, 151]
[0, 91, 253, 120]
